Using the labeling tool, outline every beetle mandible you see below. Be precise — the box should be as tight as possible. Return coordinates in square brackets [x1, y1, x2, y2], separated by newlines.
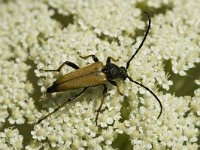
[36, 12, 162, 125]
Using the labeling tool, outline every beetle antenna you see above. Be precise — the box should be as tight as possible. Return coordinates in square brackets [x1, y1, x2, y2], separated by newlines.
[127, 76, 162, 119]
[126, 12, 151, 69]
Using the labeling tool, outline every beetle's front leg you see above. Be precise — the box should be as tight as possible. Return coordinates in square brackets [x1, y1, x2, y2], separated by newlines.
[106, 56, 120, 64]
[109, 80, 124, 96]
[40, 61, 79, 72]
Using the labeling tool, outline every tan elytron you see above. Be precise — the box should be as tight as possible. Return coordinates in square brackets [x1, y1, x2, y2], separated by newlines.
[54, 62, 107, 91]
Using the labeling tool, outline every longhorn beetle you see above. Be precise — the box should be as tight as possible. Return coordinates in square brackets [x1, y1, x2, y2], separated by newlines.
[36, 12, 162, 125]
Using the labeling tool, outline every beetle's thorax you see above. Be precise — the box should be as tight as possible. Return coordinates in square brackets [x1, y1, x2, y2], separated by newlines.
[102, 63, 127, 80]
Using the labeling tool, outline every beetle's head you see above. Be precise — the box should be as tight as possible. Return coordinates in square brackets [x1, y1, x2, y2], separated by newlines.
[102, 63, 127, 80]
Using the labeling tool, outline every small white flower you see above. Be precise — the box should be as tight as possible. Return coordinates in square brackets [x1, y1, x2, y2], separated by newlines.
[0, 128, 23, 149]
[31, 125, 47, 141]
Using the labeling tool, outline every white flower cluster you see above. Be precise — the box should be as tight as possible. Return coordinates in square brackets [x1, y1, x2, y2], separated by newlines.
[0, 0, 199, 149]
[0, 128, 23, 149]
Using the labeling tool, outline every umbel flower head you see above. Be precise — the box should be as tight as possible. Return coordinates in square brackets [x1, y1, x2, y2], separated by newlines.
[0, 0, 199, 149]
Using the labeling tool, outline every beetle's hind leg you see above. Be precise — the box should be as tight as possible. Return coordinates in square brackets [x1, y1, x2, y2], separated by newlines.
[95, 84, 107, 126]
[79, 54, 99, 62]
[40, 61, 79, 72]
[36, 88, 87, 124]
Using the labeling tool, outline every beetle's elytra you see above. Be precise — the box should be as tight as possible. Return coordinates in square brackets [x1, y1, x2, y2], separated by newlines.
[36, 12, 162, 125]
[47, 62, 106, 92]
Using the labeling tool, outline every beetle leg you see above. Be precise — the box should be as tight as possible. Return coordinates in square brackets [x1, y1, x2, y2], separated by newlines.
[79, 54, 99, 62]
[106, 56, 120, 63]
[95, 84, 107, 126]
[36, 88, 87, 124]
[109, 80, 124, 96]
[40, 61, 79, 72]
